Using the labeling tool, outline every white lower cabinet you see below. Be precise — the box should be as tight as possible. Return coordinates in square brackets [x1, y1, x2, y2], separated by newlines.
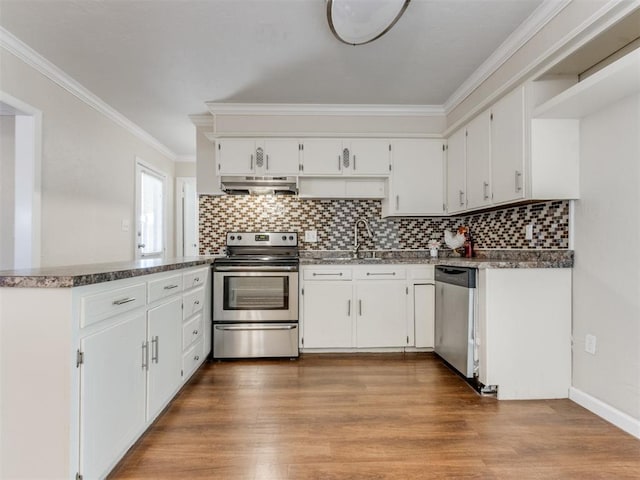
[147, 296, 183, 420]
[301, 264, 433, 351]
[79, 311, 147, 480]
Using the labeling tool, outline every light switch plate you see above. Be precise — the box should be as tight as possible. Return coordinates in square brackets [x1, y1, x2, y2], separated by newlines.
[121, 219, 130, 232]
[304, 230, 318, 242]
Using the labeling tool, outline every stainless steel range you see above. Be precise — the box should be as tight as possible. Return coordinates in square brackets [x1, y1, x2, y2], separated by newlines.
[212, 232, 299, 359]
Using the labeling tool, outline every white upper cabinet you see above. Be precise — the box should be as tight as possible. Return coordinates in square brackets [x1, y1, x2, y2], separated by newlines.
[446, 129, 467, 214]
[217, 138, 300, 176]
[382, 139, 446, 217]
[300, 138, 390, 176]
[466, 110, 492, 209]
[491, 87, 526, 205]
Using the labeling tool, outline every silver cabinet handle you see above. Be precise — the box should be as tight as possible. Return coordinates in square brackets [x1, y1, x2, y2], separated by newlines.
[338, 155, 341, 171]
[395, 195, 399, 210]
[151, 336, 159, 363]
[164, 284, 179, 290]
[483, 182, 489, 200]
[250, 154, 254, 170]
[347, 299, 351, 316]
[193, 277, 200, 283]
[353, 154, 356, 171]
[194, 300, 200, 306]
[366, 272, 396, 276]
[515, 171, 522, 192]
[459, 190, 465, 206]
[266, 154, 269, 171]
[193, 330, 199, 335]
[359, 299, 362, 316]
[194, 355, 200, 361]
[113, 297, 136, 306]
[141, 341, 148, 370]
[312, 272, 343, 276]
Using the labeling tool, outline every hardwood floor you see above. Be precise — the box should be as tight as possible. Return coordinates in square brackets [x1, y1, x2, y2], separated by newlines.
[109, 353, 640, 479]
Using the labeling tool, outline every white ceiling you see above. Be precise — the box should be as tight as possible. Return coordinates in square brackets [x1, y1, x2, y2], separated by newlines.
[0, 0, 546, 158]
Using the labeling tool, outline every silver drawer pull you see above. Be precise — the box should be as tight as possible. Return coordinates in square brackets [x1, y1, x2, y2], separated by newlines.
[113, 297, 136, 305]
[151, 336, 159, 363]
[164, 284, 179, 290]
[366, 272, 396, 276]
[313, 272, 343, 276]
[194, 355, 200, 361]
[193, 330, 199, 335]
[194, 277, 200, 282]
[194, 300, 200, 305]
[141, 341, 148, 370]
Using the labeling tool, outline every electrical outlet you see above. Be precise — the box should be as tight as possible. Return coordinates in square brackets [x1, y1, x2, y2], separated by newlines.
[585, 334, 597, 355]
[304, 230, 318, 243]
[525, 224, 534, 240]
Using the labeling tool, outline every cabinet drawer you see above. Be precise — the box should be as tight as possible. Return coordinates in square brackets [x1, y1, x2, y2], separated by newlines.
[354, 266, 406, 280]
[182, 314, 203, 350]
[184, 267, 208, 291]
[80, 283, 146, 328]
[148, 273, 183, 303]
[183, 287, 205, 320]
[303, 268, 352, 280]
[409, 266, 434, 281]
[182, 339, 204, 380]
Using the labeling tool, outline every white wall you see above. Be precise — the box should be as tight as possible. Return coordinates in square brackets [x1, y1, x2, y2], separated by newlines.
[174, 161, 196, 178]
[0, 115, 15, 269]
[572, 93, 640, 421]
[0, 49, 176, 267]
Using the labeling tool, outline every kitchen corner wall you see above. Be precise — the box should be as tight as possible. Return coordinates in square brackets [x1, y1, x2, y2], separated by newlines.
[199, 197, 569, 254]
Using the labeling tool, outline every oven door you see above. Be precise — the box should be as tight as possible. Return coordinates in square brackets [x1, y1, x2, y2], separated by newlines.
[213, 267, 298, 322]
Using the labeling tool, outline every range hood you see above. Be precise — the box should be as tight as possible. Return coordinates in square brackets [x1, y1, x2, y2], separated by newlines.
[220, 176, 298, 195]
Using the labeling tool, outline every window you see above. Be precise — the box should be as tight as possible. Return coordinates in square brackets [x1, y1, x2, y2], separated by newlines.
[135, 160, 166, 259]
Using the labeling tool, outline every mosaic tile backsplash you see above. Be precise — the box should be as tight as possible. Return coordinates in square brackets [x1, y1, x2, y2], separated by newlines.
[199, 196, 569, 254]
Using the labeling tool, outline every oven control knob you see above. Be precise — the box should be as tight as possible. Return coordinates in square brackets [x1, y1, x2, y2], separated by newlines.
[289, 235, 294, 241]
[230, 235, 235, 240]
[282, 235, 287, 241]
[237, 235, 242, 240]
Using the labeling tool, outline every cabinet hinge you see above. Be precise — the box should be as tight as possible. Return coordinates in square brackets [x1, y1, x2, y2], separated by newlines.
[301, 337, 304, 346]
[406, 336, 409, 345]
[442, 144, 445, 152]
[218, 143, 221, 150]
[443, 203, 446, 212]
[217, 164, 220, 170]
[406, 286, 409, 295]
[465, 130, 468, 137]
[76, 472, 83, 480]
[388, 164, 392, 172]
[301, 287, 304, 295]
[300, 164, 304, 172]
[301, 143, 304, 151]
[76, 349, 84, 368]
[490, 113, 494, 121]
[388, 144, 392, 151]
[181, 369, 184, 377]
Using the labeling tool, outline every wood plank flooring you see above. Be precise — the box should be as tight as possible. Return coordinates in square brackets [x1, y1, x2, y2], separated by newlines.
[108, 353, 640, 479]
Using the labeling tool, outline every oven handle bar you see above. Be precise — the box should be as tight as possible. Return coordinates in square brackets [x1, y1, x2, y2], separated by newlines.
[214, 265, 298, 272]
[215, 325, 297, 331]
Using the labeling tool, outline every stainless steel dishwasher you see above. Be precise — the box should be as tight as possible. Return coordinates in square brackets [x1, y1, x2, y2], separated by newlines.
[434, 266, 477, 378]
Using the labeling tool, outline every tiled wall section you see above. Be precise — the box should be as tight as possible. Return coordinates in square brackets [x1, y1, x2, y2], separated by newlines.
[199, 196, 569, 254]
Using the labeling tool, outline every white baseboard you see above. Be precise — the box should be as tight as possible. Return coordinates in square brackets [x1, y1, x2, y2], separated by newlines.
[569, 387, 640, 439]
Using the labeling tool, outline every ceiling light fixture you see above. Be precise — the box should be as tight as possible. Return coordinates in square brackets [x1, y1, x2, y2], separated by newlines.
[327, 0, 411, 46]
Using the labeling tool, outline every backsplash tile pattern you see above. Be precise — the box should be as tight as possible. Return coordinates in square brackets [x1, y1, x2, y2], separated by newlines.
[199, 196, 569, 254]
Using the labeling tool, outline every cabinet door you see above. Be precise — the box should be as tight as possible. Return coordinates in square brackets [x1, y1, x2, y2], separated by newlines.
[491, 87, 526, 204]
[414, 284, 435, 348]
[79, 312, 147, 480]
[262, 138, 300, 175]
[356, 281, 407, 348]
[147, 297, 182, 420]
[217, 139, 256, 175]
[466, 111, 492, 209]
[386, 139, 445, 216]
[446, 128, 467, 213]
[302, 281, 353, 348]
[349, 139, 390, 175]
[300, 139, 343, 175]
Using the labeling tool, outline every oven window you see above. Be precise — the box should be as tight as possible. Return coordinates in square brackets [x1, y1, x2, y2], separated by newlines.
[223, 276, 289, 310]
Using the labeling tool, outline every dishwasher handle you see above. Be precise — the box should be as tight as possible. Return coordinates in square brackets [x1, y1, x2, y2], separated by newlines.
[435, 266, 477, 288]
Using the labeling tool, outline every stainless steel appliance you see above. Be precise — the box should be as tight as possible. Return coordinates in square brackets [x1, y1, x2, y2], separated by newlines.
[434, 266, 477, 378]
[220, 176, 298, 195]
[213, 232, 299, 359]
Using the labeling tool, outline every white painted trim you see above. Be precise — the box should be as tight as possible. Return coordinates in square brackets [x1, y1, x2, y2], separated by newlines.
[204, 131, 443, 141]
[0, 27, 177, 161]
[206, 102, 445, 117]
[569, 387, 640, 439]
[443, 0, 572, 113]
[188, 114, 214, 128]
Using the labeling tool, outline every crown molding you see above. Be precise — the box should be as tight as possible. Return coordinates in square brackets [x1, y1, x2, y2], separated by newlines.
[189, 114, 214, 127]
[443, 0, 572, 113]
[0, 27, 177, 161]
[206, 102, 445, 117]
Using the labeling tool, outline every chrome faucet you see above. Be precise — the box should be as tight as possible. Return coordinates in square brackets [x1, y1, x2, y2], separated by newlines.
[353, 218, 373, 258]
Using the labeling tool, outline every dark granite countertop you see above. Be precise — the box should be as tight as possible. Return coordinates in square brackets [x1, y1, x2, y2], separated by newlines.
[299, 249, 573, 269]
[0, 257, 217, 288]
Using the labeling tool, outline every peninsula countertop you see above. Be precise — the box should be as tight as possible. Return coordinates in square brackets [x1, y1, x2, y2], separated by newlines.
[0, 256, 218, 288]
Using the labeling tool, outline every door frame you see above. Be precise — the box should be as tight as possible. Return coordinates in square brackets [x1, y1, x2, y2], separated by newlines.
[175, 176, 198, 257]
[134, 157, 168, 260]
